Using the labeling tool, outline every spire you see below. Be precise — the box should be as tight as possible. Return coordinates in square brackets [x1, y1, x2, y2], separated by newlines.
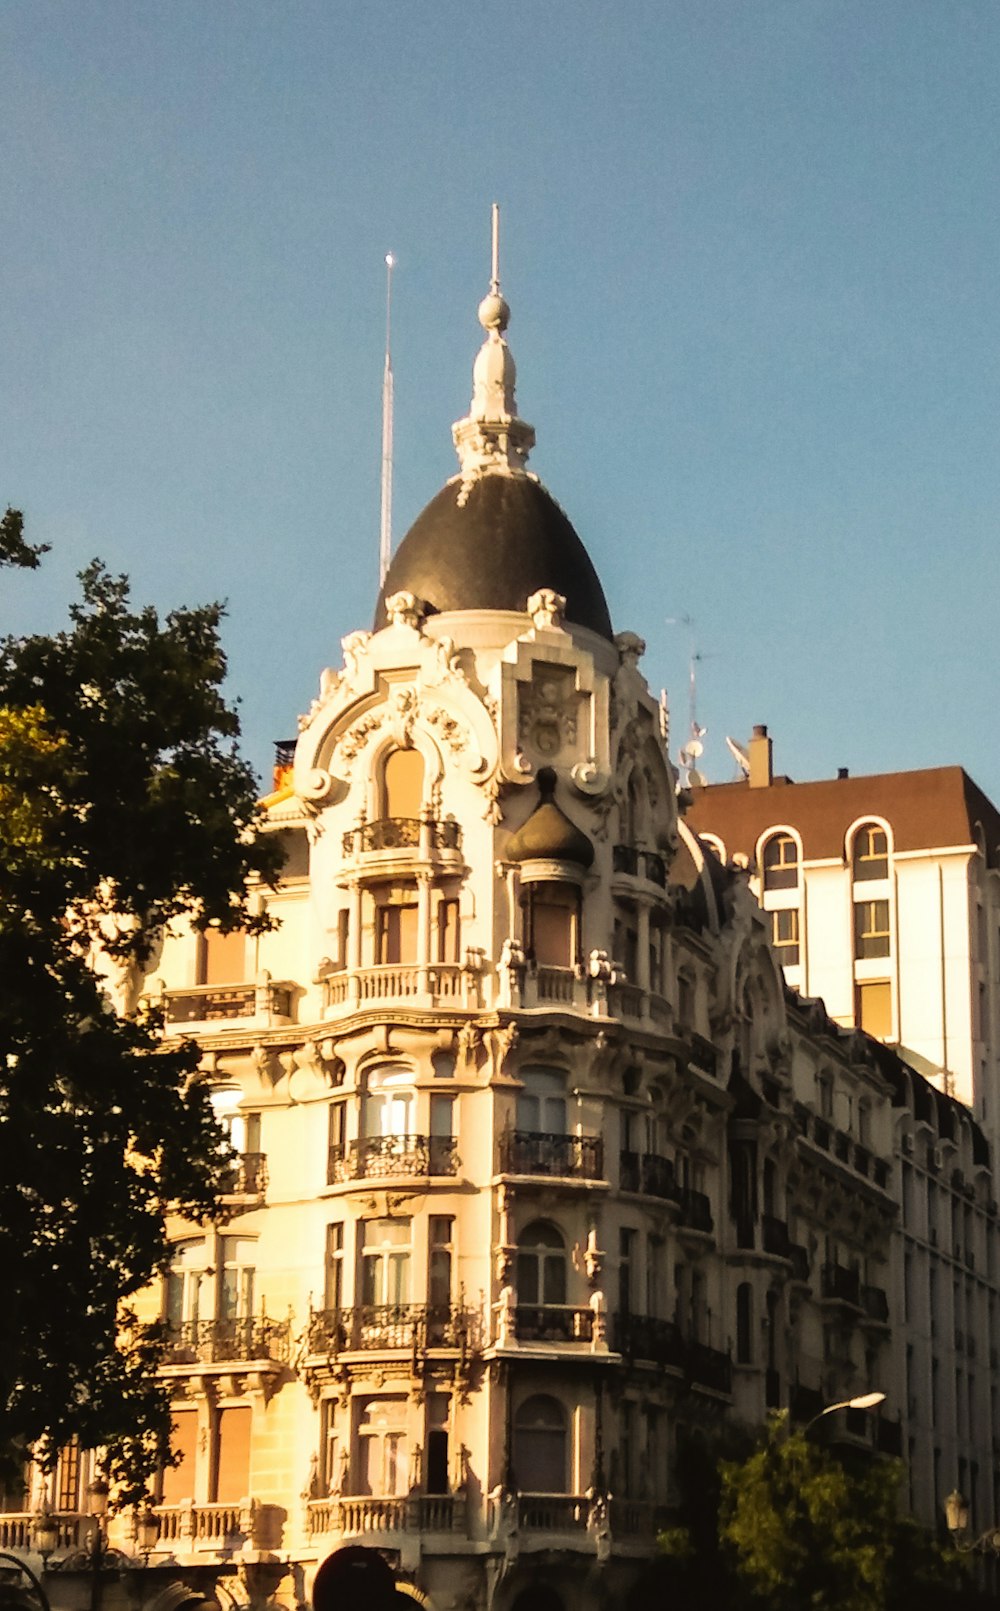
[452, 203, 536, 485]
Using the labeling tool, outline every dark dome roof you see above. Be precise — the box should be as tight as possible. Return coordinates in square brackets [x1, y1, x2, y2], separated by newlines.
[374, 473, 613, 640]
[505, 768, 595, 868]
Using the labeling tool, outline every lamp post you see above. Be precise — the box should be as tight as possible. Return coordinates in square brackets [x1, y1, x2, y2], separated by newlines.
[802, 1390, 886, 1437]
[945, 1489, 1000, 1553]
[0, 1551, 52, 1611]
[34, 1479, 160, 1611]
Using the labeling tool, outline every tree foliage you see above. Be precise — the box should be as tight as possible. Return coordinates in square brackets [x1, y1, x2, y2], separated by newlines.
[0, 535, 281, 1505]
[0, 507, 48, 570]
[717, 1412, 961, 1611]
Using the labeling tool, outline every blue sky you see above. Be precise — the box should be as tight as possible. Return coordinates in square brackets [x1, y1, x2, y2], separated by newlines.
[3, 1, 999, 798]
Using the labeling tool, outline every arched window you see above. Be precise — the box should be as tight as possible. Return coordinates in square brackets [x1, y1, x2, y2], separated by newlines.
[762, 834, 798, 890]
[379, 747, 424, 820]
[852, 822, 889, 881]
[517, 1222, 567, 1308]
[513, 1395, 567, 1494]
[736, 1283, 753, 1364]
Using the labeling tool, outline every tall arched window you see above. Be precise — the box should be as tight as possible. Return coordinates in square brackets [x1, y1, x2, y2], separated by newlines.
[513, 1395, 567, 1494]
[762, 834, 799, 890]
[379, 747, 424, 820]
[517, 1222, 567, 1308]
[852, 822, 888, 881]
[736, 1283, 753, 1364]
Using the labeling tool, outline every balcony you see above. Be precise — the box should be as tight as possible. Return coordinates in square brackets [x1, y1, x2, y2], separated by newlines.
[341, 816, 462, 857]
[619, 1151, 679, 1202]
[162, 977, 292, 1028]
[514, 1305, 595, 1344]
[307, 1303, 480, 1356]
[498, 1130, 604, 1181]
[687, 1341, 733, 1395]
[221, 1152, 267, 1199]
[328, 1134, 458, 1184]
[861, 1284, 890, 1324]
[515, 1494, 588, 1533]
[612, 845, 668, 888]
[678, 1186, 714, 1234]
[613, 1313, 686, 1371]
[306, 1494, 466, 1539]
[0, 1514, 87, 1551]
[761, 1214, 792, 1258]
[820, 1263, 861, 1307]
[324, 962, 476, 1014]
[161, 1316, 290, 1367]
[152, 1502, 248, 1552]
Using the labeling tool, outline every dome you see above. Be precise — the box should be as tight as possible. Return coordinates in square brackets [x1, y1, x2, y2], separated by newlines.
[505, 768, 595, 868]
[373, 474, 613, 640]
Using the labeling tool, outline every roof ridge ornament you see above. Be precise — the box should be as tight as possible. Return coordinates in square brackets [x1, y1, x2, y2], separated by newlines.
[452, 202, 536, 496]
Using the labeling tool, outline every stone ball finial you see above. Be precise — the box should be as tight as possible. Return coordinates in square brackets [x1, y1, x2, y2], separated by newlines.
[478, 292, 510, 332]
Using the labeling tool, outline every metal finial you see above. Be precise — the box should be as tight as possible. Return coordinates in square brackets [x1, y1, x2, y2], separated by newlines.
[491, 201, 500, 294]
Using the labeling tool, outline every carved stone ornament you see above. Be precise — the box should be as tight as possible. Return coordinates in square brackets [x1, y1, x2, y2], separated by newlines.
[526, 588, 566, 632]
[336, 712, 382, 766]
[384, 591, 426, 631]
[482, 775, 504, 823]
[427, 706, 466, 756]
[518, 662, 578, 760]
[614, 630, 646, 668]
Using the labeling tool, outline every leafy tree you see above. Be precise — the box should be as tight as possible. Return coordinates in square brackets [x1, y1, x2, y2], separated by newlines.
[718, 1411, 961, 1611]
[0, 534, 281, 1505]
[1, 507, 48, 570]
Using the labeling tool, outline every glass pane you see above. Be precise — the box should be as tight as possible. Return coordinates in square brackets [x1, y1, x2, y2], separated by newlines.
[533, 903, 574, 967]
[543, 1252, 566, 1306]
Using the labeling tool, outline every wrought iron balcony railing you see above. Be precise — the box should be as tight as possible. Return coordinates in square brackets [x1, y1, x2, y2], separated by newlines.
[163, 980, 292, 1025]
[341, 817, 462, 856]
[678, 1186, 714, 1234]
[820, 1262, 861, 1306]
[327, 1134, 458, 1184]
[612, 1313, 686, 1370]
[162, 1316, 290, 1366]
[687, 1340, 733, 1394]
[619, 1150, 679, 1201]
[862, 1284, 889, 1323]
[306, 1303, 480, 1356]
[761, 1213, 792, 1258]
[498, 1130, 604, 1180]
[221, 1152, 268, 1197]
[611, 845, 668, 887]
[513, 1305, 595, 1344]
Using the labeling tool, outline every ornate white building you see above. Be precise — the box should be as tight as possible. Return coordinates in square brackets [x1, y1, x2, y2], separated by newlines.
[4, 235, 965, 1611]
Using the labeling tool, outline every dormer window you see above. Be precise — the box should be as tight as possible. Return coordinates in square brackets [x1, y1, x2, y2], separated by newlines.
[852, 823, 888, 881]
[762, 834, 798, 891]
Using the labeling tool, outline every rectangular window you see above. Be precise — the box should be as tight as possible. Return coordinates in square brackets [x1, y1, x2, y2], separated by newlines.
[55, 1439, 81, 1512]
[430, 1094, 455, 1173]
[320, 1400, 340, 1495]
[376, 904, 419, 964]
[771, 907, 800, 966]
[854, 900, 891, 959]
[360, 1219, 411, 1307]
[425, 1393, 450, 1496]
[212, 1405, 251, 1504]
[856, 980, 892, 1038]
[438, 898, 460, 963]
[198, 927, 247, 986]
[428, 1218, 453, 1344]
[219, 1239, 255, 1322]
[161, 1410, 198, 1505]
[335, 909, 349, 970]
[325, 1224, 345, 1311]
[619, 1228, 637, 1316]
[356, 1397, 408, 1497]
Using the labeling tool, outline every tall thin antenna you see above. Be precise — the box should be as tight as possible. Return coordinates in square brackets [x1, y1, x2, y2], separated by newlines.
[490, 201, 500, 293]
[379, 252, 395, 588]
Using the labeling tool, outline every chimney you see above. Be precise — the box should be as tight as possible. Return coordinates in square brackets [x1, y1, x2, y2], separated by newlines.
[837, 767, 849, 780]
[748, 724, 773, 789]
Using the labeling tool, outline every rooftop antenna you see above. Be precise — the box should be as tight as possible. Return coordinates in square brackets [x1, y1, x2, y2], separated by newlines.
[379, 251, 395, 588]
[666, 612, 710, 785]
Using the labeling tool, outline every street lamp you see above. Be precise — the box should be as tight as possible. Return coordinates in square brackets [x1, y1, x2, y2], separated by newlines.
[0, 1551, 53, 1611]
[37, 1477, 159, 1611]
[803, 1391, 887, 1437]
[945, 1489, 1000, 1553]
